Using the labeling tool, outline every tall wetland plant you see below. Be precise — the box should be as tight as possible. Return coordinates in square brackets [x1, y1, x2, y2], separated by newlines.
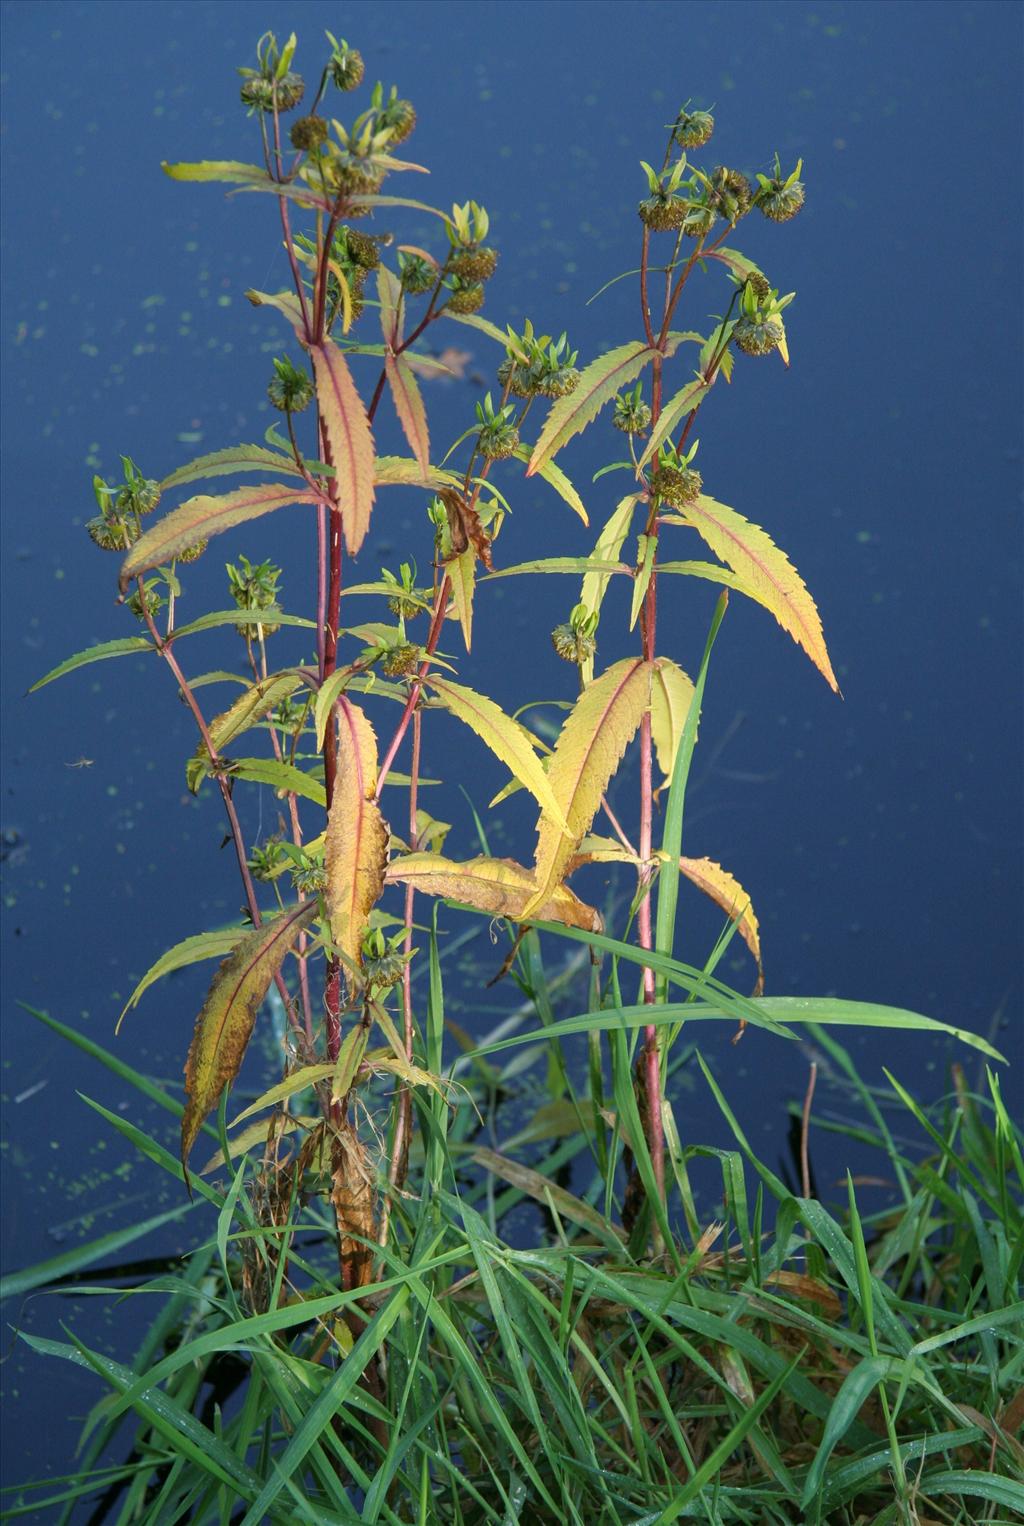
[8, 29, 1021, 1525]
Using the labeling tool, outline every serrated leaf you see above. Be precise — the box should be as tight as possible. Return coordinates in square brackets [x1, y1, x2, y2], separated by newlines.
[376, 265, 404, 346]
[231, 1063, 336, 1128]
[186, 672, 307, 792]
[384, 353, 430, 478]
[629, 532, 657, 631]
[636, 377, 711, 471]
[170, 608, 316, 640]
[230, 758, 326, 805]
[119, 924, 248, 1027]
[424, 676, 569, 833]
[314, 667, 352, 752]
[438, 310, 509, 345]
[162, 160, 328, 211]
[373, 455, 463, 490]
[385, 852, 602, 931]
[511, 445, 588, 525]
[447, 545, 476, 651]
[523, 658, 652, 917]
[181, 902, 316, 1176]
[325, 699, 389, 972]
[310, 338, 376, 555]
[650, 655, 696, 780]
[679, 856, 763, 991]
[30, 636, 153, 693]
[244, 287, 307, 329]
[579, 495, 641, 682]
[348, 192, 447, 218]
[671, 496, 839, 691]
[526, 341, 656, 475]
[199, 1112, 312, 1176]
[160, 444, 301, 491]
[484, 557, 628, 580]
[119, 484, 322, 591]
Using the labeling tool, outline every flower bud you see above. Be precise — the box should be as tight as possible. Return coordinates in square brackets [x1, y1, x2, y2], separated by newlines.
[446, 282, 485, 315]
[477, 419, 519, 460]
[290, 114, 329, 151]
[400, 254, 436, 294]
[449, 245, 499, 283]
[176, 540, 208, 564]
[126, 580, 165, 621]
[733, 315, 784, 356]
[329, 42, 365, 92]
[673, 109, 714, 149]
[267, 356, 314, 412]
[381, 642, 421, 677]
[551, 622, 597, 664]
[650, 464, 702, 507]
[85, 514, 135, 551]
[758, 179, 805, 223]
[536, 366, 580, 400]
[639, 193, 687, 232]
[710, 166, 752, 222]
[744, 270, 771, 300]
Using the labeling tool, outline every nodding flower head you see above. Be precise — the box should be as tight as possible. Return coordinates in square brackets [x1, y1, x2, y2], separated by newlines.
[637, 156, 690, 231]
[290, 114, 329, 152]
[672, 107, 714, 149]
[649, 442, 703, 508]
[266, 355, 314, 413]
[755, 155, 805, 223]
[552, 605, 599, 665]
[326, 33, 365, 92]
[613, 381, 652, 436]
[475, 393, 520, 459]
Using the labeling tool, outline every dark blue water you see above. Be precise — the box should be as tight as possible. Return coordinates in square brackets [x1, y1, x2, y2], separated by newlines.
[2, 0, 1021, 1508]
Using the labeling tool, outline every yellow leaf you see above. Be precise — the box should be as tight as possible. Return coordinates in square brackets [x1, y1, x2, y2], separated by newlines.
[675, 496, 838, 692]
[384, 353, 430, 478]
[385, 852, 602, 932]
[679, 855, 763, 992]
[523, 658, 652, 918]
[181, 902, 316, 1177]
[579, 495, 640, 683]
[424, 676, 569, 833]
[325, 699, 389, 973]
[446, 545, 476, 652]
[310, 338, 376, 555]
[650, 657, 696, 782]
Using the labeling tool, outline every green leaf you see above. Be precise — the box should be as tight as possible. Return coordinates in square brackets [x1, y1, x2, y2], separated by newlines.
[30, 637, 153, 693]
[438, 310, 509, 345]
[447, 544, 476, 652]
[310, 337, 377, 555]
[424, 676, 570, 833]
[186, 671, 308, 792]
[229, 757, 327, 805]
[579, 494, 641, 682]
[314, 667, 352, 753]
[485, 556, 628, 580]
[918, 1472, 1024, 1513]
[527, 342, 656, 475]
[0, 1202, 197, 1300]
[629, 532, 657, 631]
[636, 377, 710, 472]
[160, 443, 301, 491]
[511, 445, 588, 525]
[181, 903, 317, 1176]
[119, 484, 323, 591]
[801, 1355, 902, 1507]
[169, 608, 316, 640]
[119, 925, 248, 1025]
[163, 159, 327, 211]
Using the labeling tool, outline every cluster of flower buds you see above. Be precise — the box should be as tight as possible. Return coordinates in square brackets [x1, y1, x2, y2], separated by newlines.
[87, 456, 163, 551]
[474, 393, 520, 460]
[227, 554, 283, 638]
[497, 320, 580, 400]
[293, 226, 386, 328]
[381, 562, 427, 620]
[249, 837, 288, 882]
[443, 201, 498, 314]
[239, 31, 305, 114]
[612, 380, 652, 436]
[732, 281, 794, 358]
[649, 442, 703, 508]
[551, 604, 599, 665]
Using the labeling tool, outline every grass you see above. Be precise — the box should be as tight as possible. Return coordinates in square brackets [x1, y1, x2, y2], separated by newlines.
[2, 960, 1022, 1525]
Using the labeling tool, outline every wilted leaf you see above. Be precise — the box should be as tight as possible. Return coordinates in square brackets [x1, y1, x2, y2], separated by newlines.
[523, 658, 652, 917]
[325, 699, 389, 973]
[310, 338, 377, 555]
[669, 496, 839, 692]
[385, 852, 602, 931]
[527, 342, 656, 475]
[650, 656, 697, 781]
[181, 902, 316, 1176]
[160, 444, 302, 491]
[244, 288, 307, 330]
[424, 676, 569, 832]
[331, 1127, 376, 1290]
[679, 856, 763, 992]
[437, 488, 492, 571]
[120, 484, 322, 591]
[384, 353, 430, 478]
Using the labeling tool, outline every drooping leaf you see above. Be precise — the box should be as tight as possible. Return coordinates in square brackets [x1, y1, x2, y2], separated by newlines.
[119, 484, 322, 591]
[472, 1147, 623, 1246]
[314, 666, 353, 752]
[230, 1063, 335, 1128]
[523, 657, 652, 917]
[169, 608, 316, 640]
[669, 496, 839, 691]
[511, 445, 588, 525]
[447, 545, 477, 651]
[437, 487, 492, 570]
[185, 671, 307, 792]
[244, 287, 307, 330]
[424, 676, 569, 833]
[385, 852, 602, 932]
[373, 455, 463, 491]
[679, 856, 763, 991]
[30, 636, 153, 693]
[324, 698, 389, 973]
[199, 1112, 311, 1176]
[437, 310, 510, 345]
[650, 655, 697, 781]
[526, 342, 656, 475]
[384, 353, 430, 478]
[159, 443, 301, 491]
[119, 924, 248, 1027]
[181, 902, 316, 1175]
[229, 757, 326, 805]
[636, 377, 711, 471]
[310, 338, 377, 555]
[162, 160, 328, 211]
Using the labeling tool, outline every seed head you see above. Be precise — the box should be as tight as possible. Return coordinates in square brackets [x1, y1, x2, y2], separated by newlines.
[478, 419, 520, 460]
[673, 108, 714, 149]
[733, 314, 784, 356]
[400, 254, 436, 294]
[290, 114, 329, 152]
[758, 179, 805, 222]
[639, 193, 687, 232]
[450, 245, 499, 283]
[551, 622, 597, 664]
[381, 642, 421, 677]
[176, 540, 208, 564]
[446, 281, 485, 315]
[328, 40, 365, 92]
[650, 464, 703, 507]
[86, 514, 135, 551]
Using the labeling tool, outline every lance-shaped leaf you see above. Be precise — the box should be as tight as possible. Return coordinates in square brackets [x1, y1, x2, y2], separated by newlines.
[186, 671, 307, 793]
[678, 856, 763, 992]
[484, 556, 628, 580]
[230, 758, 326, 805]
[310, 338, 377, 555]
[447, 545, 477, 651]
[384, 354, 430, 479]
[650, 656, 697, 782]
[244, 287, 307, 330]
[385, 852, 602, 932]
[181, 901, 316, 1176]
[511, 445, 588, 524]
[162, 160, 329, 210]
[120, 924, 249, 1027]
[579, 494, 641, 682]
[374, 455, 462, 490]
[377, 265, 404, 347]
[30, 636, 153, 693]
[160, 443, 301, 492]
[119, 484, 322, 591]
[523, 657, 652, 918]
[424, 676, 569, 833]
[526, 341, 656, 476]
[325, 699, 389, 972]
[671, 496, 839, 692]
[636, 377, 711, 472]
